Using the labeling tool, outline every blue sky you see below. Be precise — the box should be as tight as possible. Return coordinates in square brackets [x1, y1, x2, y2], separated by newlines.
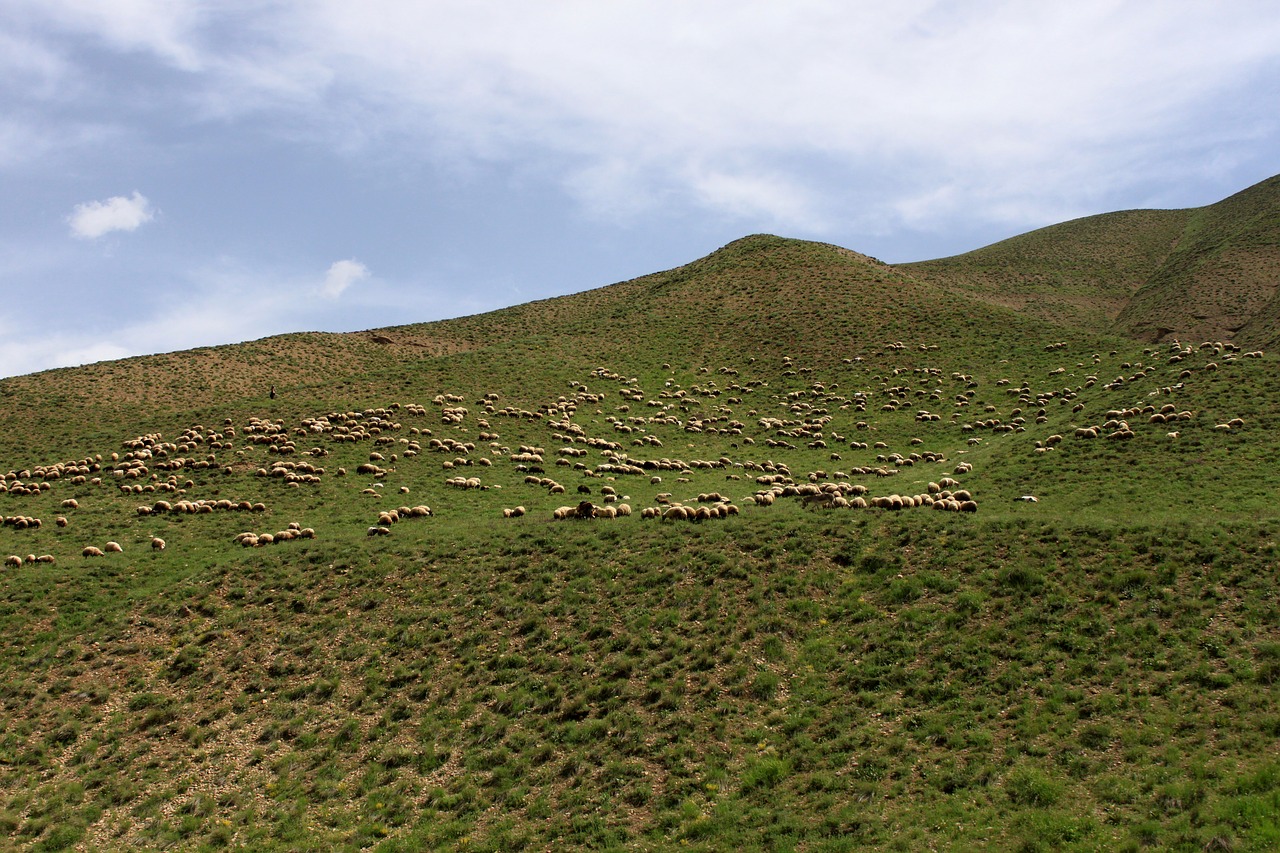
[2, 1, 1277, 379]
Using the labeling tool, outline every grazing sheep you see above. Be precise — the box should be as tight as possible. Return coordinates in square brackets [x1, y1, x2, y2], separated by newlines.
[366, 526, 391, 537]
[82, 546, 105, 557]
[104, 541, 123, 553]
[3, 555, 20, 568]
[151, 537, 166, 550]
[36, 555, 54, 564]
[55, 516, 68, 527]
[1015, 495, 1038, 503]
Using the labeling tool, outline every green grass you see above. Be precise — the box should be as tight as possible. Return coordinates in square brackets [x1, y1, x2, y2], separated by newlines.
[1, 212, 1279, 849]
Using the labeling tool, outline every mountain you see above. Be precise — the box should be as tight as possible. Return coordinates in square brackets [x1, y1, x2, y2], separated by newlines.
[903, 173, 1280, 348]
[1, 175, 1278, 852]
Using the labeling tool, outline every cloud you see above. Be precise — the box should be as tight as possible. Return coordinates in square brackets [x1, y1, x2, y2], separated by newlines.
[67, 191, 154, 239]
[320, 259, 371, 299]
[15, 1, 1280, 239]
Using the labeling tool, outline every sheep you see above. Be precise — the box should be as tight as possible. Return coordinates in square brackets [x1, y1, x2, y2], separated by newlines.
[82, 546, 105, 557]
[3, 555, 20, 568]
[55, 516, 68, 528]
[1014, 495, 1038, 503]
[104, 541, 124, 553]
[36, 555, 54, 564]
[151, 537, 166, 551]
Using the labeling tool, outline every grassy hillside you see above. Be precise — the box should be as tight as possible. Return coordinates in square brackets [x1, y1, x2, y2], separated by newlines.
[2, 207, 1279, 849]
[902, 209, 1190, 330]
[905, 173, 1280, 350]
[1114, 174, 1280, 347]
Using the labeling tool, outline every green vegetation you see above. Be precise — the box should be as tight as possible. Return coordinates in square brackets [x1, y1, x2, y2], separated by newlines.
[1, 176, 1278, 850]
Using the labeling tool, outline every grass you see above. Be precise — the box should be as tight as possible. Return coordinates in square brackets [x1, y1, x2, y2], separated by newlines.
[1, 199, 1279, 849]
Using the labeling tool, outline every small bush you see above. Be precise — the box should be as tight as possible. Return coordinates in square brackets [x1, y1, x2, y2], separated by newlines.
[1005, 766, 1063, 807]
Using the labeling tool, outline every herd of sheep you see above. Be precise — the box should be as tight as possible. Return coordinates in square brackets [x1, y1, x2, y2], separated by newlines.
[0, 337, 1264, 566]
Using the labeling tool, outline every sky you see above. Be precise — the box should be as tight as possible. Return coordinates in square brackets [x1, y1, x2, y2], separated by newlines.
[2, 1, 1278, 379]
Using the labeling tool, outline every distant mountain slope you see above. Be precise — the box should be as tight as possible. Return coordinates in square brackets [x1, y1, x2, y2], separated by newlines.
[384, 234, 1072, 369]
[4, 172, 1277, 458]
[900, 209, 1190, 330]
[903, 174, 1280, 348]
[1113, 174, 1280, 347]
[0, 235, 1111, 459]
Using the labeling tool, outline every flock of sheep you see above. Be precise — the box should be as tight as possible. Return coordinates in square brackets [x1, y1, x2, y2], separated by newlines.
[0, 337, 1264, 565]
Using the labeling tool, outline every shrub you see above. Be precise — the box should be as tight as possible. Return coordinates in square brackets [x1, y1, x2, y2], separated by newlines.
[1005, 766, 1064, 807]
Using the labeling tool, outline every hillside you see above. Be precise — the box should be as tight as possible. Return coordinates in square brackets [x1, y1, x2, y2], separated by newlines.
[1, 181, 1279, 851]
[1114, 174, 1280, 346]
[904, 173, 1280, 349]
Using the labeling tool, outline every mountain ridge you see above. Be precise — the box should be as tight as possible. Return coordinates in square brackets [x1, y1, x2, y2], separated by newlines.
[903, 173, 1280, 347]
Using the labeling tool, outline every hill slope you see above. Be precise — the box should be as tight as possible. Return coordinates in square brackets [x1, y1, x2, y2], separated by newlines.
[1114, 174, 1280, 346]
[1, 182, 1279, 851]
[903, 173, 1280, 348]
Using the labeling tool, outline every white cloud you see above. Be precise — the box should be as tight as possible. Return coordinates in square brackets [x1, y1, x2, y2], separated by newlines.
[320, 259, 371, 299]
[689, 169, 826, 233]
[13, 1, 1280, 236]
[67, 191, 154, 239]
